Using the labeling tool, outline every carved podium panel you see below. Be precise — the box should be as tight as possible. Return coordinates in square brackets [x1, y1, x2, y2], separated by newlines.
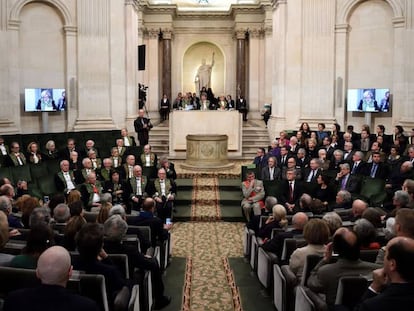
[169, 110, 242, 158]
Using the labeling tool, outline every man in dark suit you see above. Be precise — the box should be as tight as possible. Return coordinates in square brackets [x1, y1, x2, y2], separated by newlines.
[253, 147, 268, 172]
[4, 245, 99, 311]
[307, 227, 379, 307]
[280, 169, 304, 214]
[355, 236, 414, 311]
[59, 138, 84, 161]
[350, 151, 367, 175]
[335, 163, 361, 194]
[261, 156, 281, 181]
[134, 109, 153, 146]
[363, 152, 389, 179]
[149, 168, 176, 223]
[4, 142, 26, 167]
[303, 158, 322, 183]
[261, 212, 308, 260]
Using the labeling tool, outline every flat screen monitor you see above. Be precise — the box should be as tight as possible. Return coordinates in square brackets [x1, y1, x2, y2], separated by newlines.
[347, 88, 390, 113]
[24, 88, 66, 112]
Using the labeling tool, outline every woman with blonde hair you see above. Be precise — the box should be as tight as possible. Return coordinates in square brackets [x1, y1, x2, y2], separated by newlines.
[66, 189, 81, 206]
[258, 204, 288, 241]
[289, 218, 330, 280]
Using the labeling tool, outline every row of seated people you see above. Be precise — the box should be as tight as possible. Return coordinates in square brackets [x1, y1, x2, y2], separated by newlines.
[0, 128, 139, 168]
[0, 195, 173, 310]
[244, 194, 414, 311]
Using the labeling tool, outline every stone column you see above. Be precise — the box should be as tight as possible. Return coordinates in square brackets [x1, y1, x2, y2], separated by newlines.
[147, 28, 160, 114]
[248, 28, 263, 117]
[161, 29, 172, 102]
[235, 29, 247, 98]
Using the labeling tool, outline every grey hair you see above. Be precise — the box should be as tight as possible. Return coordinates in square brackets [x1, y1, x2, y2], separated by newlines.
[340, 163, 350, 170]
[53, 203, 70, 223]
[393, 190, 410, 206]
[29, 207, 51, 227]
[322, 212, 343, 235]
[0, 196, 12, 213]
[264, 196, 278, 210]
[108, 204, 126, 218]
[353, 218, 377, 246]
[100, 192, 112, 204]
[103, 215, 128, 242]
[337, 190, 352, 203]
[333, 149, 344, 156]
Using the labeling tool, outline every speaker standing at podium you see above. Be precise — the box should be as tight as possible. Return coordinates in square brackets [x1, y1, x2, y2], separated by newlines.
[134, 109, 153, 146]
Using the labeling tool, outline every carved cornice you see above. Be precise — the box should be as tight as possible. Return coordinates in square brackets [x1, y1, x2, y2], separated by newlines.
[235, 28, 248, 40]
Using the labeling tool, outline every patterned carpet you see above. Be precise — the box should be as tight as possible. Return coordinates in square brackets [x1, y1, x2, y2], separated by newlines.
[170, 174, 245, 311]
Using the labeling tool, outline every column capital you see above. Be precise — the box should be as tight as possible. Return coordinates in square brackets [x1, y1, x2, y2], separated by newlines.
[161, 28, 173, 40]
[249, 27, 264, 38]
[147, 28, 160, 39]
[235, 28, 248, 40]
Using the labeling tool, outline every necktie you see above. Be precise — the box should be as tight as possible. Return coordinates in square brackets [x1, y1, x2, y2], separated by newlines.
[352, 163, 358, 174]
[92, 185, 98, 193]
[308, 170, 315, 182]
[341, 176, 348, 190]
[136, 178, 142, 195]
[370, 164, 378, 178]
[289, 182, 293, 202]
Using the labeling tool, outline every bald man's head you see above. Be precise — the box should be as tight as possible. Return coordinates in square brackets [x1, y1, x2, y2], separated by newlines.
[36, 246, 72, 287]
[332, 227, 360, 260]
[292, 212, 309, 230]
[385, 237, 414, 282]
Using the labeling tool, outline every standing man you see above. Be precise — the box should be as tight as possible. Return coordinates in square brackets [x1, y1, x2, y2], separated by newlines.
[134, 109, 153, 146]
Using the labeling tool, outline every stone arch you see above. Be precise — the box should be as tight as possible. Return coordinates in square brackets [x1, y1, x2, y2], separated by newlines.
[338, 0, 404, 25]
[182, 41, 226, 95]
[9, 0, 74, 26]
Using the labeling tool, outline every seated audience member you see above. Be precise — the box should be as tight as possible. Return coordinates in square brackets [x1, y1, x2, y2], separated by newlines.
[261, 212, 309, 259]
[280, 169, 304, 214]
[387, 190, 410, 218]
[351, 199, 369, 222]
[316, 123, 329, 145]
[354, 218, 381, 250]
[20, 196, 40, 228]
[26, 142, 43, 164]
[140, 144, 158, 169]
[289, 219, 330, 281]
[296, 193, 313, 213]
[129, 198, 171, 248]
[110, 147, 122, 168]
[332, 190, 352, 211]
[69, 150, 81, 171]
[322, 212, 343, 236]
[53, 203, 71, 224]
[120, 127, 136, 147]
[83, 139, 99, 158]
[355, 237, 414, 311]
[104, 170, 127, 206]
[60, 138, 83, 161]
[115, 138, 127, 160]
[87, 149, 102, 170]
[278, 145, 290, 168]
[363, 151, 389, 179]
[386, 161, 413, 195]
[307, 227, 379, 307]
[306, 138, 318, 159]
[79, 172, 103, 211]
[67, 190, 82, 207]
[0, 211, 14, 266]
[0, 194, 23, 228]
[10, 223, 55, 269]
[121, 155, 136, 181]
[246, 196, 277, 234]
[103, 215, 171, 310]
[317, 148, 330, 171]
[364, 142, 386, 163]
[43, 139, 60, 161]
[261, 156, 281, 181]
[295, 148, 309, 169]
[303, 158, 322, 184]
[253, 147, 267, 171]
[362, 207, 385, 230]
[376, 208, 414, 265]
[335, 162, 361, 194]
[72, 223, 128, 308]
[75, 158, 94, 184]
[289, 136, 300, 155]
[98, 193, 113, 214]
[150, 168, 176, 222]
[97, 201, 113, 224]
[328, 149, 344, 172]
[281, 157, 303, 180]
[4, 246, 99, 311]
[268, 139, 280, 158]
[55, 160, 77, 195]
[159, 156, 177, 181]
[350, 151, 367, 175]
[47, 193, 66, 215]
[241, 171, 265, 222]
[257, 204, 288, 241]
[5, 141, 27, 166]
[99, 158, 113, 182]
[314, 174, 336, 208]
[126, 165, 149, 212]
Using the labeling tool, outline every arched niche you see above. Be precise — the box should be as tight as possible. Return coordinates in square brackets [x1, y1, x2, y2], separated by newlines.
[183, 42, 225, 96]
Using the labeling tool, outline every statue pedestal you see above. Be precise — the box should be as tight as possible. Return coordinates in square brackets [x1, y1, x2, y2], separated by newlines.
[181, 134, 234, 171]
